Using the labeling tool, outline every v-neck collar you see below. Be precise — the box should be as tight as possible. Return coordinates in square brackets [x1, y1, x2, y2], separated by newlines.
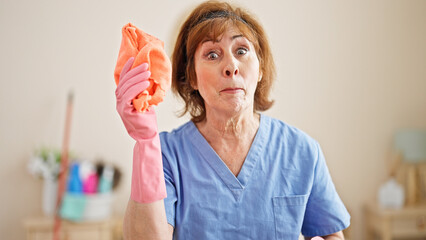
[186, 114, 270, 201]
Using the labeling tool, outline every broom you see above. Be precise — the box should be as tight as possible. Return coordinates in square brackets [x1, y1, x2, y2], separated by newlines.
[53, 91, 74, 240]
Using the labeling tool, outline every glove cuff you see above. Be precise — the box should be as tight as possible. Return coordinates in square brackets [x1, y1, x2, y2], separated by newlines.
[130, 133, 167, 203]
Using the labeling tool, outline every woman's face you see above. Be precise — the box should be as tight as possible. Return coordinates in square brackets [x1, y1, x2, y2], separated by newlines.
[194, 25, 261, 117]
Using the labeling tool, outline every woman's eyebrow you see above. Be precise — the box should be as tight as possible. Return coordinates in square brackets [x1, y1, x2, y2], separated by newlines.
[201, 34, 244, 44]
[201, 38, 214, 44]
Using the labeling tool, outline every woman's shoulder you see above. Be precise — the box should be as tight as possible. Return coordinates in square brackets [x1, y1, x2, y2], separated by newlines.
[159, 120, 197, 151]
[262, 114, 319, 149]
[263, 115, 316, 140]
[160, 121, 192, 138]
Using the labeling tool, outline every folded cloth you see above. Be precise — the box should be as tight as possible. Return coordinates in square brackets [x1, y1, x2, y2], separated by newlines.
[114, 23, 172, 112]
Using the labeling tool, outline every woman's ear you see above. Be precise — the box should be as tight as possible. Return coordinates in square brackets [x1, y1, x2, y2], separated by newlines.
[258, 71, 263, 82]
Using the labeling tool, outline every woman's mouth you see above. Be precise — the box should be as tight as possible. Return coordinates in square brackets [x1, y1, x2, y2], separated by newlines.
[220, 88, 244, 94]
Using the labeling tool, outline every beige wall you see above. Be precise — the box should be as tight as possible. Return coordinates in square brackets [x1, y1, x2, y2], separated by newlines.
[1, 0, 425, 239]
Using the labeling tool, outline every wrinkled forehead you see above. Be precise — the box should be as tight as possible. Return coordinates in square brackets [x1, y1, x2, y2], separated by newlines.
[200, 30, 246, 46]
[199, 18, 256, 44]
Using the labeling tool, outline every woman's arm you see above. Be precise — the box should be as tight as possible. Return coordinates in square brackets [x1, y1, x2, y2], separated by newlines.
[304, 231, 345, 240]
[117, 57, 173, 239]
[123, 199, 173, 240]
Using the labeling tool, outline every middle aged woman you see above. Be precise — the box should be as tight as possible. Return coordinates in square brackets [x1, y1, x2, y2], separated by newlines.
[117, 1, 350, 239]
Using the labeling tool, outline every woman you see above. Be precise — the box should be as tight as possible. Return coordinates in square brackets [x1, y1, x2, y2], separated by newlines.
[115, 1, 350, 239]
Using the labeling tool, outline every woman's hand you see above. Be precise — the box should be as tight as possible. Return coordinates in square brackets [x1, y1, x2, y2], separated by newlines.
[115, 57, 166, 203]
[116, 57, 156, 140]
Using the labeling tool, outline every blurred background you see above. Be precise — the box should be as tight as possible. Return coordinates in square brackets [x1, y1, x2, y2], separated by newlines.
[1, 0, 425, 239]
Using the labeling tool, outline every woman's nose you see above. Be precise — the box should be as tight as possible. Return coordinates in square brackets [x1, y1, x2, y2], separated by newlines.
[223, 57, 239, 77]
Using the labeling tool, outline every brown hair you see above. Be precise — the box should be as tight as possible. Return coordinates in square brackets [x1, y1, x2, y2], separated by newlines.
[172, 0, 275, 122]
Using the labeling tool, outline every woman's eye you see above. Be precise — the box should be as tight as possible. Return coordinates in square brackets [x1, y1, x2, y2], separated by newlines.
[207, 52, 219, 60]
[236, 48, 248, 56]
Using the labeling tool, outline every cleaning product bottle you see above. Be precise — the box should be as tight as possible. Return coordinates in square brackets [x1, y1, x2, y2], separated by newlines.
[67, 162, 82, 193]
[83, 173, 98, 194]
[98, 165, 114, 193]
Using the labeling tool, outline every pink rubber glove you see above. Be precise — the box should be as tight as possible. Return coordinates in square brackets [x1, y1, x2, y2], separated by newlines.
[116, 57, 167, 203]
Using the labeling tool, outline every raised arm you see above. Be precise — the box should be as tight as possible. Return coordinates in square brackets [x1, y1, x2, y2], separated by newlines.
[116, 58, 172, 239]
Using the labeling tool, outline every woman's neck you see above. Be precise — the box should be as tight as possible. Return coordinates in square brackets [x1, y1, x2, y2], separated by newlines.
[196, 108, 260, 141]
[195, 108, 261, 177]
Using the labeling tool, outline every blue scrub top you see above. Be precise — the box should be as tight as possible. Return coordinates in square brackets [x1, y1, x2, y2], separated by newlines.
[160, 114, 350, 240]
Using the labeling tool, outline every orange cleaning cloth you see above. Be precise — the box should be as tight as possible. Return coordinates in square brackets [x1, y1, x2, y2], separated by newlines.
[114, 23, 172, 112]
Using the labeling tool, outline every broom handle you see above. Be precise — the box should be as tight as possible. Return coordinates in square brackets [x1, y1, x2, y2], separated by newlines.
[53, 91, 74, 240]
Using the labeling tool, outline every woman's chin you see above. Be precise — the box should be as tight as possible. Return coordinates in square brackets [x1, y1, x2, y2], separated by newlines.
[205, 95, 255, 117]
[215, 102, 252, 117]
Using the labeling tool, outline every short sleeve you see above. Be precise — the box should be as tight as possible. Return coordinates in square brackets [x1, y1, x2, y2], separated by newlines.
[301, 142, 350, 237]
[162, 153, 177, 228]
